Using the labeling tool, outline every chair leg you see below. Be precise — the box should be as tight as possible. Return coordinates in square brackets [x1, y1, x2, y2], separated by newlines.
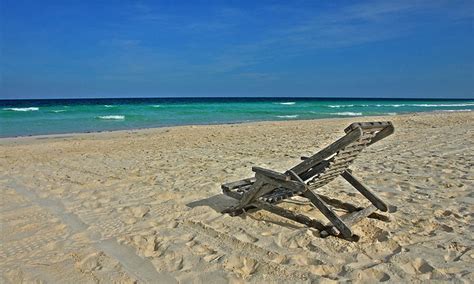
[341, 170, 388, 212]
[303, 189, 353, 239]
[321, 204, 377, 238]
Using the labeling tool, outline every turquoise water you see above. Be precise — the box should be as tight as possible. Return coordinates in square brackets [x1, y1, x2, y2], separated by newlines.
[1, 98, 473, 137]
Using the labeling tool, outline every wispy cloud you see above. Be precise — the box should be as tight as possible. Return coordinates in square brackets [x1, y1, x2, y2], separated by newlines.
[200, 0, 473, 72]
[96, 1, 474, 79]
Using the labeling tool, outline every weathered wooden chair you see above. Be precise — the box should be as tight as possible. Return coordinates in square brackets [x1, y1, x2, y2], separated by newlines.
[221, 121, 394, 240]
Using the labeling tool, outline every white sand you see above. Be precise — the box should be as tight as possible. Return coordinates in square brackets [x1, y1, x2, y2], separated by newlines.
[1, 112, 473, 283]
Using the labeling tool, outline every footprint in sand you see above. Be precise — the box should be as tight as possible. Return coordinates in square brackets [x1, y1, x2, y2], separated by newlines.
[412, 258, 435, 274]
[119, 206, 150, 225]
[163, 252, 184, 271]
[309, 264, 339, 277]
[75, 252, 106, 272]
[224, 255, 259, 280]
[235, 229, 258, 243]
[443, 241, 470, 262]
[186, 239, 221, 263]
[400, 258, 435, 275]
[290, 254, 323, 266]
[123, 205, 150, 218]
[354, 267, 391, 283]
[129, 234, 168, 258]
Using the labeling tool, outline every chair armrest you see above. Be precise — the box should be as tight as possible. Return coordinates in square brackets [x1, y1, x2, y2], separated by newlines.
[252, 166, 290, 181]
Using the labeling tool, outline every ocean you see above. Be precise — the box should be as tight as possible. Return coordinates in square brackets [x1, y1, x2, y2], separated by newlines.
[1, 98, 473, 137]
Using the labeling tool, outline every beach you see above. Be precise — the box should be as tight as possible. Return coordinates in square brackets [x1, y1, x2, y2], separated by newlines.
[1, 111, 473, 283]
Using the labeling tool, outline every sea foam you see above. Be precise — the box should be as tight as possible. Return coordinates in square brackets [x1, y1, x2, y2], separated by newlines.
[97, 115, 125, 120]
[277, 102, 296, 105]
[331, 112, 362, 116]
[328, 104, 354, 108]
[276, 115, 299, 118]
[413, 103, 474, 107]
[440, 109, 472, 112]
[3, 107, 39, 112]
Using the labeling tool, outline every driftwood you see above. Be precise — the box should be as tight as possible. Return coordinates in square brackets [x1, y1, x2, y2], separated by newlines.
[221, 121, 394, 241]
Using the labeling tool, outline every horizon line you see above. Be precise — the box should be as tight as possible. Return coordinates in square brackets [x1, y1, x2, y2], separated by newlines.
[0, 96, 473, 101]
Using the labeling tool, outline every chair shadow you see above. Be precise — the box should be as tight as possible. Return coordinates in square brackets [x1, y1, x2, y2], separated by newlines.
[186, 194, 237, 213]
[186, 194, 318, 231]
[186, 193, 389, 242]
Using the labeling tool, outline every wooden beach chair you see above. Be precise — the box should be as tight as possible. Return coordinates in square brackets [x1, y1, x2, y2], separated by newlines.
[221, 121, 395, 240]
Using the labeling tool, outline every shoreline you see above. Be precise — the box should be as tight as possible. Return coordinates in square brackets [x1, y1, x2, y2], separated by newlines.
[0, 109, 470, 143]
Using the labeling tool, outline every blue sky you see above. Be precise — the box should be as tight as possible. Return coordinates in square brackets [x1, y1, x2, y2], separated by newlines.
[1, 0, 473, 99]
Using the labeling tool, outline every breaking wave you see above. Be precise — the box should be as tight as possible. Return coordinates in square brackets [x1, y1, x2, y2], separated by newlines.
[97, 115, 125, 120]
[413, 103, 474, 107]
[3, 107, 39, 112]
[328, 104, 354, 108]
[440, 109, 472, 112]
[331, 112, 362, 116]
[276, 115, 299, 118]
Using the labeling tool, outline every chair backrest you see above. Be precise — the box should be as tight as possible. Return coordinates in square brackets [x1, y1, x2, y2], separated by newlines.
[259, 121, 394, 203]
[295, 122, 394, 189]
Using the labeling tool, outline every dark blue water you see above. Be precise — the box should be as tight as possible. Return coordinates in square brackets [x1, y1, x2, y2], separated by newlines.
[1, 97, 473, 137]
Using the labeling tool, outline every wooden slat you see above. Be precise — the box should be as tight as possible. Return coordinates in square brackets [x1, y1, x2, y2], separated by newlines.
[343, 204, 377, 226]
[368, 124, 395, 146]
[298, 160, 330, 181]
[237, 171, 306, 208]
[340, 171, 388, 212]
[317, 163, 352, 176]
[331, 154, 360, 165]
[255, 173, 306, 193]
[320, 205, 377, 238]
[344, 121, 392, 133]
[235, 180, 266, 208]
[221, 177, 256, 191]
[223, 189, 244, 200]
[289, 127, 363, 175]
[337, 147, 366, 156]
[261, 189, 295, 203]
[236, 184, 253, 194]
[252, 166, 290, 181]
